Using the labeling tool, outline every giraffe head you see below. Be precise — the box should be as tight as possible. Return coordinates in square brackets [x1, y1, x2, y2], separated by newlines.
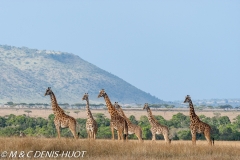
[82, 93, 89, 101]
[98, 89, 106, 98]
[44, 87, 53, 96]
[183, 95, 191, 103]
[114, 102, 120, 109]
[114, 102, 125, 117]
[143, 103, 150, 110]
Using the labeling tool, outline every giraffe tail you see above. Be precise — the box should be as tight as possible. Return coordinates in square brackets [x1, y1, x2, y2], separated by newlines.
[210, 126, 214, 146]
[78, 132, 80, 138]
[123, 120, 128, 140]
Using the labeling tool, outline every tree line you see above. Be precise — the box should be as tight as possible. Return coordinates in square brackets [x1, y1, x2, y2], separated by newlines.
[3, 101, 239, 111]
[0, 112, 240, 141]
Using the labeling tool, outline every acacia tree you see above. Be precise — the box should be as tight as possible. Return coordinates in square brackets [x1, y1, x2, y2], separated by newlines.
[74, 111, 80, 118]
[24, 110, 32, 117]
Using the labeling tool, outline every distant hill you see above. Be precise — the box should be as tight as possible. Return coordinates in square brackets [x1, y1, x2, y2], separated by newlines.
[0, 45, 163, 104]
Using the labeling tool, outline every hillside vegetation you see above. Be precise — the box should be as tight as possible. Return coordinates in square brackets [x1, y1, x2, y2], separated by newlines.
[0, 45, 162, 104]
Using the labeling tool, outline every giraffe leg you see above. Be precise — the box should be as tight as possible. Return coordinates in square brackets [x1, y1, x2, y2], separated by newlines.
[91, 131, 94, 139]
[94, 128, 97, 140]
[123, 120, 128, 140]
[119, 129, 124, 141]
[135, 127, 143, 142]
[88, 131, 91, 139]
[55, 125, 61, 138]
[191, 130, 196, 145]
[124, 132, 128, 141]
[111, 126, 115, 140]
[204, 129, 212, 146]
[152, 132, 156, 141]
[69, 127, 78, 139]
[117, 130, 121, 140]
[163, 133, 170, 144]
[86, 130, 89, 139]
[69, 122, 78, 139]
[54, 120, 61, 138]
[116, 128, 122, 141]
[135, 133, 141, 142]
[90, 131, 93, 139]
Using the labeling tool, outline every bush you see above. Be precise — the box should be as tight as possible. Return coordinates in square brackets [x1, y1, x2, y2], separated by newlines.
[177, 130, 191, 140]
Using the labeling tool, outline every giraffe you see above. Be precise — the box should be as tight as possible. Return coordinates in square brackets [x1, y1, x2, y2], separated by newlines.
[82, 93, 98, 139]
[44, 87, 78, 139]
[98, 89, 128, 140]
[143, 103, 171, 144]
[114, 102, 143, 142]
[184, 95, 213, 145]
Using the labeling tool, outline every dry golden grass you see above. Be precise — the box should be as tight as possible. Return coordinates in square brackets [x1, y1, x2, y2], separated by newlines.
[0, 138, 240, 160]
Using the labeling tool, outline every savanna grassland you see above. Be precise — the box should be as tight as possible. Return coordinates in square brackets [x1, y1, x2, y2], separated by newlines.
[1, 108, 240, 160]
[0, 137, 240, 160]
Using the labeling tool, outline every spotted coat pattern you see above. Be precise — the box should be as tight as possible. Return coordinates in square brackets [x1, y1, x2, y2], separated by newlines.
[98, 89, 128, 140]
[45, 87, 78, 139]
[184, 95, 213, 145]
[82, 93, 98, 139]
[143, 103, 171, 144]
[114, 102, 142, 142]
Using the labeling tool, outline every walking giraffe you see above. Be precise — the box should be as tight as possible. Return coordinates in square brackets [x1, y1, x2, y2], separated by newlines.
[82, 93, 98, 139]
[143, 103, 171, 144]
[98, 89, 128, 140]
[114, 102, 143, 142]
[184, 95, 213, 145]
[44, 87, 78, 139]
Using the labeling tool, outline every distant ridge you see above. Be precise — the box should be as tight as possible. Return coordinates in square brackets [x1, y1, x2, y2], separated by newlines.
[0, 45, 163, 104]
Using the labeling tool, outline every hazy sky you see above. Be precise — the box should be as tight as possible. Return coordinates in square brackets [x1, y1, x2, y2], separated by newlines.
[0, 1, 239, 101]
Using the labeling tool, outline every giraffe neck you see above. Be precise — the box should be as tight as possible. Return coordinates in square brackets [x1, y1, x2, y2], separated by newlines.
[188, 100, 200, 122]
[119, 108, 131, 124]
[85, 98, 94, 119]
[50, 92, 64, 115]
[146, 108, 159, 126]
[103, 94, 118, 117]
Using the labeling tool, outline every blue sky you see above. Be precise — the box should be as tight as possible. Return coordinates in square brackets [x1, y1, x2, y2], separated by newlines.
[0, 1, 239, 101]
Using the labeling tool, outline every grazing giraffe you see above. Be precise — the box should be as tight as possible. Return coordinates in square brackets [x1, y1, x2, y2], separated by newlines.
[19, 131, 26, 138]
[143, 103, 171, 144]
[44, 87, 78, 139]
[114, 102, 143, 142]
[184, 95, 213, 145]
[82, 93, 98, 139]
[98, 89, 128, 140]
